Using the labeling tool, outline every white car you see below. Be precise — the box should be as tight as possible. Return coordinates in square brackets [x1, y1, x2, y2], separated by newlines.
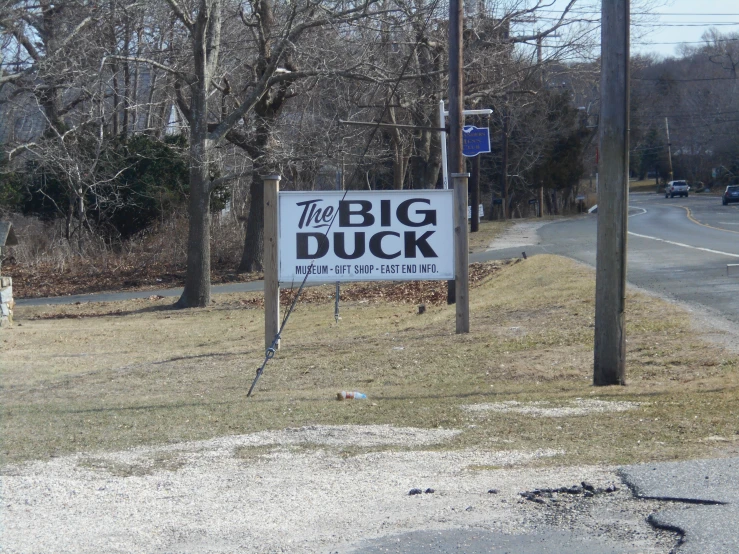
[665, 180, 690, 198]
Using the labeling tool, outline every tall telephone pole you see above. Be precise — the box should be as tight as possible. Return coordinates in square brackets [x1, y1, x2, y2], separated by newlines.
[665, 117, 674, 182]
[594, 0, 630, 385]
[446, 0, 464, 305]
[501, 109, 509, 219]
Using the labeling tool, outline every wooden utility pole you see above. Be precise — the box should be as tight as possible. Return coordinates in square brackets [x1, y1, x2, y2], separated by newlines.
[263, 175, 281, 350]
[453, 172, 470, 333]
[538, 186, 544, 217]
[594, 0, 629, 385]
[665, 117, 674, 182]
[471, 140, 481, 232]
[447, 0, 464, 305]
[500, 110, 509, 220]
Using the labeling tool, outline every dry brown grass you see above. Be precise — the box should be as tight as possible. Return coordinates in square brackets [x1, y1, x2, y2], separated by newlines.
[468, 219, 511, 252]
[2, 255, 738, 468]
[4, 217, 505, 299]
[2, 212, 253, 298]
[629, 179, 660, 193]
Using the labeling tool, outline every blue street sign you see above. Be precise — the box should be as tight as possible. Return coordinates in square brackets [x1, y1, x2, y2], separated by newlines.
[462, 125, 491, 157]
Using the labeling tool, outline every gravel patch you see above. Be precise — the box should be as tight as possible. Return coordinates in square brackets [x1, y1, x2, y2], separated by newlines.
[0, 425, 673, 553]
[462, 399, 642, 418]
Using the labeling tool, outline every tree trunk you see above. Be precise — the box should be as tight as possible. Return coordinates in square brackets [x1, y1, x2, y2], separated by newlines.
[77, 191, 84, 254]
[122, 18, 132, 137]
[177, 137, 212, 307]
[238, 174, 265, 272]
[175, 0, 221, 308]
[387, 106, 409, 189]
[409, 126, 441, 189]
[234, 77, 292, 273]
[112, 64, 120, 136]
[145, 70, 158, 132]
[66, 197, 74, 242]
[392, 140, 408, 190]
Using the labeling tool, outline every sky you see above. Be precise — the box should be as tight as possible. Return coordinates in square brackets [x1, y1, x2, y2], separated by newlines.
[539, 0, 739, 58]
[633, 0, 739, 57]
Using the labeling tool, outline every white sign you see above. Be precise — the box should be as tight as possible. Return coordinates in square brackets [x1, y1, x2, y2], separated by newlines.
[279, 190, 455, 282]
[467, 204, 484, 219]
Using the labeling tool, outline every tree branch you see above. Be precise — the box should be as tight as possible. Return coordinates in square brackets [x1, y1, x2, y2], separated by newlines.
[108, 55, 194, 84]
[162, 0, 194, 33]
[208, 172, 240, 193]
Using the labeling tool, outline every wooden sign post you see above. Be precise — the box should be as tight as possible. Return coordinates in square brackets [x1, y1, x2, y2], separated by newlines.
[265, 184, 465, 346]
[264, 175, 281, 350]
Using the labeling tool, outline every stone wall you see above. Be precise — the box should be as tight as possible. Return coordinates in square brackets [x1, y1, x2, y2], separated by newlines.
[0, 276, 13, 327]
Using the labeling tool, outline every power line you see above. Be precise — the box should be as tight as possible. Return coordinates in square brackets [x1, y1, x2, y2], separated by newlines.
[638, 23, 739, 27]
[533, 10, 739, 17]
[633, 76, 737, 82]
[635, 38, 739, 45]
[533, 15, 739, 27]
[646, 13, 739, 16]
[636, 110, 739, 119]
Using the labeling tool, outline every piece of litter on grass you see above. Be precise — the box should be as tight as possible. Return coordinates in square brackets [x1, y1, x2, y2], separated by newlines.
[337, 391, 367, 400]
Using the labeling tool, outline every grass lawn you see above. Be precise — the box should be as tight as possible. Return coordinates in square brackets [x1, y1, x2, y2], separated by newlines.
[629, 178, 725, 196]
[468, 219, 510, 252]
[2, 254, 738, 469]
[629, 179, 660, 193]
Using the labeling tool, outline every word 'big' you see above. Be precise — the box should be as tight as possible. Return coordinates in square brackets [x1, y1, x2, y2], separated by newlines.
[295, 198, 439, 260]
[297, 199, 436, 229]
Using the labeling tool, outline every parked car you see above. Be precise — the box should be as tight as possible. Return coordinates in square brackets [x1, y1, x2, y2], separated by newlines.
[723, 185, 739, 205]
[665, 180, 690, 198]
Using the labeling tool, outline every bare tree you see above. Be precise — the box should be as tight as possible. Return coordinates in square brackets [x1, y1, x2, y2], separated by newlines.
[141, 0, 386, 306]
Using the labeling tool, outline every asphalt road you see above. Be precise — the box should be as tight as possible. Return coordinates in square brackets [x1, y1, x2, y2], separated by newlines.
[15, 279, 266, 306]
[347, 456, 739, 554]
[474, 192, 739, 326]
[619, 457, 739, 554]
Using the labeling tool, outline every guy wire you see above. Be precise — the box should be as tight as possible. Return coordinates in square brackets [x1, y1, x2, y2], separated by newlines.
[247, 0, 443, 397]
